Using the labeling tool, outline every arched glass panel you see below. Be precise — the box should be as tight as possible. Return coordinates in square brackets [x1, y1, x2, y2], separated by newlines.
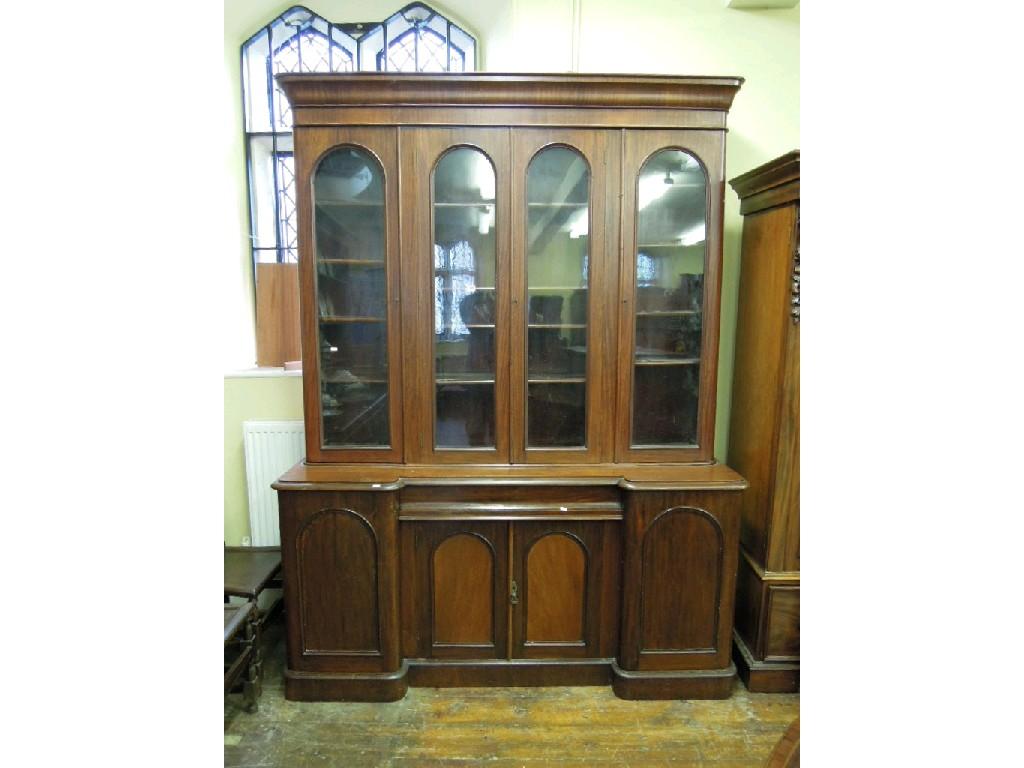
[525, 146, 590, 448]
[632, 149, 707, 447]
[313, 147, 389, 448]
[432, 147, 497, 449]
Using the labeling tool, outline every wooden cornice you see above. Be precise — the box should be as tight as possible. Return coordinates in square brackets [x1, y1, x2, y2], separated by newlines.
[276, 72, 744, 112]
[729, 150, 800, 200]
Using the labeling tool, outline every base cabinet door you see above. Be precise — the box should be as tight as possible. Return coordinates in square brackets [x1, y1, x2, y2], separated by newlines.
[400, 521, 509, 659]
[278, 491, 401, 675]
[511, 520, 620, 659]
[619, 491, 740, 672]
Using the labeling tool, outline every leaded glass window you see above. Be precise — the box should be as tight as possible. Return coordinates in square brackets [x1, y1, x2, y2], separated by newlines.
[241, 4, 476, 267]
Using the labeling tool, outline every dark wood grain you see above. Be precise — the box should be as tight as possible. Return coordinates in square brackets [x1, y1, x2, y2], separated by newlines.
[277, 72, 744, 112]
[619, 490, 740, 673]
[400, 520, 508, 660]
[433, 533, 495, 645]
[727, 206, 797, 564]
[640, 508, 722, 652]
[727, 152, 800, 693]
[274, 460, 748, 489]
[765, 586, 800, 660]
[511, 521, 620, 659]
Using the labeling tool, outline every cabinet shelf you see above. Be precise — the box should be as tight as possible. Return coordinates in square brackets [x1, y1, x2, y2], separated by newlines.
[636, 310, 699, 317]
[635, 356, 700, 366]
[527, 323, 586, 329]
[528, 286, 587, 292]
[319, 259, 386, 267]
[320, 316, 386, 324]
[323, 372, 388, 384]
[434, 201, 495, 208]
[436, 376, 495, 385]
[527, 376, 586, 384]
[527, 202, 588, 208]
[316, 199, 384, 207]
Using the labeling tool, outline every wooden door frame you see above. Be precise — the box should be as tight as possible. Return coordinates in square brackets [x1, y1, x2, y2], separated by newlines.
[399, 127, 513, 464]
[294, 126, 404, 463]
[509, 129, 620, 464]
[614, 129, 726, 464]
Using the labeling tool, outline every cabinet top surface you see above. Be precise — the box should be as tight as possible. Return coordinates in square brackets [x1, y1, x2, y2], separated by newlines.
[273, 461, 748, 492]
[276, 72, 744, 112]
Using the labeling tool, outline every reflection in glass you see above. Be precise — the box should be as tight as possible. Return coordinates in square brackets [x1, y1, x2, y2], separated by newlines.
[632, 149, 706, 446]
[313, 147, 390, 447]
[525, 146, 590, 448]
[433, 147, 497, 448]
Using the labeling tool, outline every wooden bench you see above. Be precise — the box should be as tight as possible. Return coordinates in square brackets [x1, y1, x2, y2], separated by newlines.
[224, 546, 283, 630]
[224, 603, 259, 711]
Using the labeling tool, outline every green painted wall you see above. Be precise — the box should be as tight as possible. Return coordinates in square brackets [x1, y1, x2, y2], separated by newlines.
[223, 0, 799, 541]
[224, 375, 304, 544]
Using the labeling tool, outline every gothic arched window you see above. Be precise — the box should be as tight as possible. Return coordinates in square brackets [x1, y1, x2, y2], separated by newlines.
[241, 4, 476, 267]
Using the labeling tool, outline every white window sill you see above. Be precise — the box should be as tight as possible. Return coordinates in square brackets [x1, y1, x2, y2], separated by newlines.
[224, 367, 302, 379]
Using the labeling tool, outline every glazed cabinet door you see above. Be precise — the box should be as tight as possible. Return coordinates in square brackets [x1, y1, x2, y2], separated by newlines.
[511, 520, 621, 659]
[510, 130, 620, 463]
[615, 131, 726, 463]
[400, 128, 512, 463]
[400, 520, 510, 659]
[295, 127, 404, 463]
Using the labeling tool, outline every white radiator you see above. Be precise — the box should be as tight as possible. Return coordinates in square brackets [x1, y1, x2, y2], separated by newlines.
[243, 420, 305, 546]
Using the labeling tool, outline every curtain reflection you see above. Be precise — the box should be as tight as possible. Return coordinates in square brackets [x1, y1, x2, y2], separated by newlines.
[434, 240, 480, 338]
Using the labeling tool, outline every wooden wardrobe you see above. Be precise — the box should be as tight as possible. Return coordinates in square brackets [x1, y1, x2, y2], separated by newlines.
[271, 73, 749, 701]
[727, 151, 800, 692]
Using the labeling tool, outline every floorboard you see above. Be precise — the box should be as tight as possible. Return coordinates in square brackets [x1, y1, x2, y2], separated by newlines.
[225, 615, 799, 767]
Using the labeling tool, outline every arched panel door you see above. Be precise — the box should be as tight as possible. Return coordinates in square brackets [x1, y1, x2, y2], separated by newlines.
[399, 128, 512, 464]
[399, 520, 509, 659]
[432, 533, 495, 647]
[296, 508, 380, 654]
[510, 131, 619, 463]
[512, 520, 620, 659]
[639, 507, 724, 654]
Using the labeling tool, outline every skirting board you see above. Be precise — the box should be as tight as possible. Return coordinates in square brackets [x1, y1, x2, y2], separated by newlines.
[284, 659, 738, 701]
[733, 630, 799, 693]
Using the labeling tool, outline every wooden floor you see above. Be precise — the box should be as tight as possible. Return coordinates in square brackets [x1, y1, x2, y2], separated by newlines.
[225, 615, 799, 767]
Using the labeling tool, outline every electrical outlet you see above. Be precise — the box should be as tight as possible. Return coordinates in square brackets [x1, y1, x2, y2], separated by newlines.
[241, 536, 251, 547]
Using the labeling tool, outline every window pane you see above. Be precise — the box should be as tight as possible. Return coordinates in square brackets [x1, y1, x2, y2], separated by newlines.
[526, 147, 589, 448]
[242, 28, 271, 133]
[433, 148, 497, 449]
[247, 134, 294, 262]
[632, 149, 707, 447]
[314, 147, 390, 448]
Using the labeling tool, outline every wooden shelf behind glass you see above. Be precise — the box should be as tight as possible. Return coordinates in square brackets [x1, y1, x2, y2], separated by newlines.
[319, 259, 386, 266]
[320, 316, 386, 324]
